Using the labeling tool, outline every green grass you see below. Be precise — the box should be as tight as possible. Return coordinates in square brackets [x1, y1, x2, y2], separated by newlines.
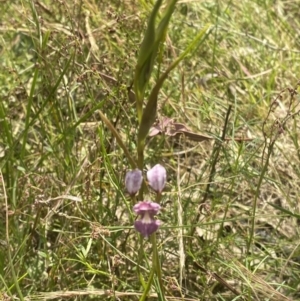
[1, 0, 300, 300]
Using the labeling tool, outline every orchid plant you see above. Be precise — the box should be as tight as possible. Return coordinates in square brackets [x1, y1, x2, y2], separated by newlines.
[125, 164, 166, 238]
[97, 0, 210, 299]
[125, 164, 166, 300]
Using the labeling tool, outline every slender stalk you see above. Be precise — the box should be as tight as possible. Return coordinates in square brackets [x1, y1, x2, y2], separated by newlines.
[1, 170, 24, 301]
[152, 233, 165, 297]
[139, 268, 155, 301]
[189, 105, 232, 239]
[98, 110, 137, 169]
[247, 140, 275, 254]
[138, 140, 145, 199]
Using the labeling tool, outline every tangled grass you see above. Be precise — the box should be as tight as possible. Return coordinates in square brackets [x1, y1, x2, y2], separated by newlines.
[1, 0, 300, 300]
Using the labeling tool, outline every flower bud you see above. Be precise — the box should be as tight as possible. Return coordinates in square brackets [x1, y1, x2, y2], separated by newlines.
[125, 169, 143, 196]
[147, 164, 166, 193]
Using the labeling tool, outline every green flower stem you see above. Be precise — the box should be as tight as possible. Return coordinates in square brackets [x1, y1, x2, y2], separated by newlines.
[137, 140, 145, 199]
[152, 232, 165, 297]
[155, 192, 162, 203]
[153, 192, 164, 297]
[138, 232, 165, 301]
[139, 267, 155, 301]
[138, 236, 147, 290]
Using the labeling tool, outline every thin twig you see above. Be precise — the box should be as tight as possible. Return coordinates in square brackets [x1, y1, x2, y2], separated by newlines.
[190, 105, 232, 238]
[1, 170, 24, 301]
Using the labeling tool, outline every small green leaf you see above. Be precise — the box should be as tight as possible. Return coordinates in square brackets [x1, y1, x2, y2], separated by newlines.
[134, 0, 179, 124]
[268, 202, 300, 220]
[155, 0, 177, 45]
[136, 0, 162, 68]
[134, 0, 162, 122]
[138, 24, 211, 144]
